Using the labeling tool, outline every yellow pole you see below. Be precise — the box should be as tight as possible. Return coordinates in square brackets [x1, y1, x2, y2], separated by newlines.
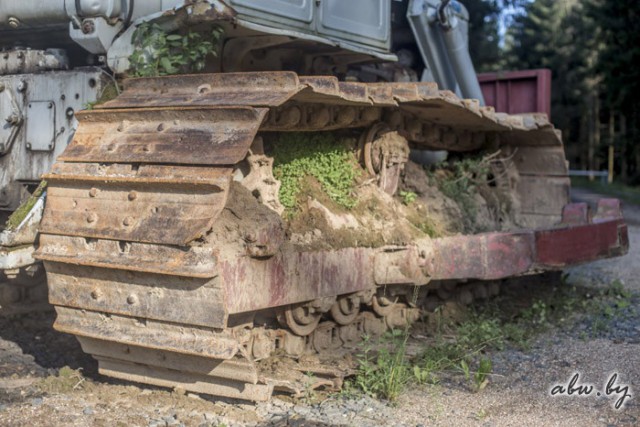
[608, 145, 614, 184]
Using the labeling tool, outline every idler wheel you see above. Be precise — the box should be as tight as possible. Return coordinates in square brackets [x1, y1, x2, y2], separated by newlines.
[330, 295, 361, 326]
[279, 305, 322, 336]
[372, 295, 398, 317]
[359, 122, 389, 176]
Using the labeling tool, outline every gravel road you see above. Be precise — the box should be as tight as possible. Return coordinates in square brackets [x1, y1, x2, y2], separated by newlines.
[0, 188, 637, 427]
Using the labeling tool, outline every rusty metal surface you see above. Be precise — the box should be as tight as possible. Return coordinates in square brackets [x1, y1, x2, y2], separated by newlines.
[54, 306, 238, 359]
[37, 236, 217, 278]
[61, 107, 267, 165]
[45, 262, 226, 327]
[221, 248, 375, 315]
[535, 220, 627, 267]
[536, 199, 628, 267]
[38, 170, 230, 245]
[79, 338, 258, 384]
[101, 72, 301, 109]
[97, 358, 273, 402]
[421, 233, 535, 281]
[96, 72, 559, 144]
[45, 163, 231, 187]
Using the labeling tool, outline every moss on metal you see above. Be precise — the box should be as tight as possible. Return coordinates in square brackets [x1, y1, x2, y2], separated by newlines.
[5, 181, 47, 231]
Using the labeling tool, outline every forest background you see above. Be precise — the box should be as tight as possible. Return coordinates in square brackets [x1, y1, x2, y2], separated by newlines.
[466, 0, 639, 184]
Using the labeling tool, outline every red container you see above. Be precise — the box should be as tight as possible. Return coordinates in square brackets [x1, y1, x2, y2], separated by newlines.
[477, 69, 552, 118]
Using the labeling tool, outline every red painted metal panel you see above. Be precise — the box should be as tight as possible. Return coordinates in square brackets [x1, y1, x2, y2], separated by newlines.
[478, 69, 552, 118]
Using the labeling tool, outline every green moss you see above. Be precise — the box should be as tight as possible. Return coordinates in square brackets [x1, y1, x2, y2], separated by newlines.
[272, 133, 360, 211]
[5, 181, 46, 231]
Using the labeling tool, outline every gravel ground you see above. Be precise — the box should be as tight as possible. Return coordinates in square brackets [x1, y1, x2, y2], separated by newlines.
[0, 188, 638, 427]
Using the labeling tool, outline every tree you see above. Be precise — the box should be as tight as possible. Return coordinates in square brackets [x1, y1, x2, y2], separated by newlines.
[464, 0, 501, 72]
[586, 0, 640, 182]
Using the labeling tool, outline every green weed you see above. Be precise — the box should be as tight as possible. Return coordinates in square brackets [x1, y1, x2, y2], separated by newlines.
[430, 155, 491, 230]
[399, 190, 417, 205]
[272, 133, 359, 210]
[352, 330, 411, 401]
[129, 22, 223, 77]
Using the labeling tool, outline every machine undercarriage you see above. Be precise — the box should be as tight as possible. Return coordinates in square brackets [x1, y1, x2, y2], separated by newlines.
[30, 72, 628, 400]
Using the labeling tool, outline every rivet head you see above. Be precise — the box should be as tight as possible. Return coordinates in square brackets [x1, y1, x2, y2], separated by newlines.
[89, 188, 98, 197]
[128, 191, 137, 201]
[86, 213, 97, 223]
[126, 294, 138, 305]
[123, 216, 133, 226]
[90, 289, 102, 300]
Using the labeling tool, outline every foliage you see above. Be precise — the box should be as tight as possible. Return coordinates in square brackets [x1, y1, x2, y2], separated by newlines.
[432, 155, 491, 230]
[399, 190, 417, 205]
[272, 133, 359, 210]
[129, 22, 223, 77]
[352, 330, 412, 401]
[505, 0, 640, 183]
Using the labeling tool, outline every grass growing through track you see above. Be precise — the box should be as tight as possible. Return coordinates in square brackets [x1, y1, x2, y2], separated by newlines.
[345, 275, 638, 402]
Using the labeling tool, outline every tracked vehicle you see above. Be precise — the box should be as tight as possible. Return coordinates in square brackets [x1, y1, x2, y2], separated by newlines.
[0, 1, 629, 400]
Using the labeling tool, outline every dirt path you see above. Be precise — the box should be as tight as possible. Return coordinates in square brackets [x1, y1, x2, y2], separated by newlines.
[0, 189, 638, 427]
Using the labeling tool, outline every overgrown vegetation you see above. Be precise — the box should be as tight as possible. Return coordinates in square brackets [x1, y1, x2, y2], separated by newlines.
[430, 155, 492, 230]
[272, 133, 360, 210]
[347, 275, 638, 401]
[351, 330, 412, 401]
[399, 191, 417, 205]
[129, 22, 223, 77]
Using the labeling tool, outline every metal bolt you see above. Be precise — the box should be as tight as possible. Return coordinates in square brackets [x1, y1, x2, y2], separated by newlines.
[81, 19, 95, 35]
[90, 289, 102, 300]
[25, 142, 31, 149]
[17, 80, 26, 92]
[128, 191, 137, 201]
[89, 188, 98, 197]
[86, 213, 97, 223]
[126, 294, 138, 305]
[123, 216, 133, 226]
[48, 102, 53, 109]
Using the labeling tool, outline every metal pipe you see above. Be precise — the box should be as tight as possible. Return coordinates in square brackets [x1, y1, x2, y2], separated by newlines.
[438, 1, 485, 103]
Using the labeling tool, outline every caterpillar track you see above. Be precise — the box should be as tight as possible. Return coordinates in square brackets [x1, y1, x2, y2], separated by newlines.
[35, 72, 628, 401]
